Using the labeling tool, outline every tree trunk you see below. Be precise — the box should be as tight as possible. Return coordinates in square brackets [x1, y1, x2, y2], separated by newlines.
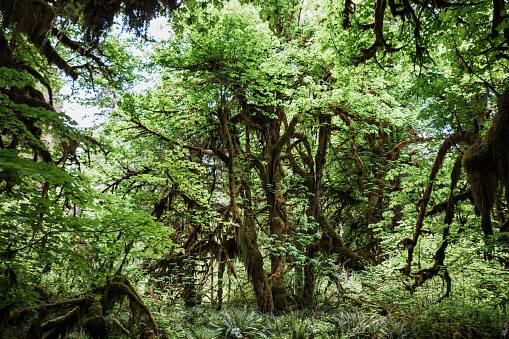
[217, 99, 274, 313]
[240, 216, 274, 312]
[265, 106, 289, 310]
[302, 113, 331, 307]
[463, 88, 509, 235]
[216, 249, 225, 311]
[182, 255, 197, 307]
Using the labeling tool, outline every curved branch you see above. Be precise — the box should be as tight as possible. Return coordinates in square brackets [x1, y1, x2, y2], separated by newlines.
[388, 136, 433, 160]
[405, 153, 465, 296]
[425, 190, 472, 217]
[354, 0, 387, 65]
[402, 131, 479, 276]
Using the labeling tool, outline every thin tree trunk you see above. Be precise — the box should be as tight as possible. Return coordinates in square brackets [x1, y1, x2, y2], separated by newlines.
[216, 249, 225, 311]
[303, 113, 331, 307]
[183, 255, 196, 307]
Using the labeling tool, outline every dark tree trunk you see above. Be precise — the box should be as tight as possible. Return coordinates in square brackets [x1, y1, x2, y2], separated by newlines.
[182, 255, 197, 307]
[302, 112, 331, 307]
[217, 99, 274, 313]
[216, 248, 225, 311]
[263, 106, 288, 311]
[240, 216, 274, 312]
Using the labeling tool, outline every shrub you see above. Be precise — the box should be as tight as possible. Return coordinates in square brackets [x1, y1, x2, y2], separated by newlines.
[384, 317, 417, 339]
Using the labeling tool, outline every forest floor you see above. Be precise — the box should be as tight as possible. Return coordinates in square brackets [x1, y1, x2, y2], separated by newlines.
[65, 300, 507, 339]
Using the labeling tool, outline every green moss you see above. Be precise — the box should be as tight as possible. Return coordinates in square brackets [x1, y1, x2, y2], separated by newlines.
[272, 285, 288, 311]
[84, 314, 108, 339]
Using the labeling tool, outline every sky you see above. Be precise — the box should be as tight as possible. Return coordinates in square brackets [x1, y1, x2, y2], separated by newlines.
[62, 17, 172, 128]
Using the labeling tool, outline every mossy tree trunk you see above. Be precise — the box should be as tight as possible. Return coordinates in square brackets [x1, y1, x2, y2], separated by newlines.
[264, 106, 289, 311]
[302, 112, 331, 307]
[216, 248, 225, 311]
[286, 110, 333, 307]
[217, 98, 274, 313]
[462, 88, 509, 236]
[260, 105, 304, 310]
[240, 215, 274, 313]
[247, 103, 302, 310]
[182, 255, 197, 307]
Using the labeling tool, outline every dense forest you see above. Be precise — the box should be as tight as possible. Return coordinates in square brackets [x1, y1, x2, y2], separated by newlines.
[2, 0, 509, 338]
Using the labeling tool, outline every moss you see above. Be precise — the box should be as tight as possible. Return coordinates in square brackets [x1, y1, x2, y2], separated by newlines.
[41, 306, 79, 339]
[0, 0, 56, 40]
[139, 327, 155, 339]
[462, 143, 497, 213]
[84, 314, 108, 339]
[238, 217, 273, 313]
[103, 279, 157, 332]
[272, 285, 288, 311]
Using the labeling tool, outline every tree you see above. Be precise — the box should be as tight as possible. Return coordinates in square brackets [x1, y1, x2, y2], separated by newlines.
[336, 0, 509, 293]
[4, 0, 506, 331]
[103, 0, 429, 313]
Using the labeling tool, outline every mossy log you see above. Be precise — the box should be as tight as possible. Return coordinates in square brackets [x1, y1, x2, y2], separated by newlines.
[41, 306, 80, 339]
[0, 276, 157, 338]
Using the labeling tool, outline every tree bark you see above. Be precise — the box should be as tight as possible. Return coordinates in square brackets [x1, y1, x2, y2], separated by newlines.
[216, 248, 225, 311]
[182, 255, 197, 307]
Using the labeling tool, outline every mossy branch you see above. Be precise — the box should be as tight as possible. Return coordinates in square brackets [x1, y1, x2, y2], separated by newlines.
[402, 131, 479, 276]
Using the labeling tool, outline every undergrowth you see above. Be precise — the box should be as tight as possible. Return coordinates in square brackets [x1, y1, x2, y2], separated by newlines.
[149, 301, 506, 338]
[63, 267, 508, 339]
[65, 300, 506, 339]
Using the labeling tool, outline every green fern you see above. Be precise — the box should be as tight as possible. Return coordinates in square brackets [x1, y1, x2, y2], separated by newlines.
[328, 310, 385, 338]
[210, 307, 269, 339]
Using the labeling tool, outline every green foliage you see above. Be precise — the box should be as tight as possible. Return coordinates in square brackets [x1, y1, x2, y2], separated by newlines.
[413, 302, 505, 339]
[384, 318, 416, 339]
[210, 307, 269, 339]
[328, 311, 385, 338]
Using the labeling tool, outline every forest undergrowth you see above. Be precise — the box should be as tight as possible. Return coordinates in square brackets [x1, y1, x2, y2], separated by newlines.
[54, 263, 508, 339]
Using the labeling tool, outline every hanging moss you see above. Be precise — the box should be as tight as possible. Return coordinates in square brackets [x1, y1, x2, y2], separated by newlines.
[0, 0, 56, 41]
[462, 90, 509, 235]
[492, 92, 509, 202]
[462, 143, 497, 235]
[77, 0, 176, 40]
[79, 0, 123, 40]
